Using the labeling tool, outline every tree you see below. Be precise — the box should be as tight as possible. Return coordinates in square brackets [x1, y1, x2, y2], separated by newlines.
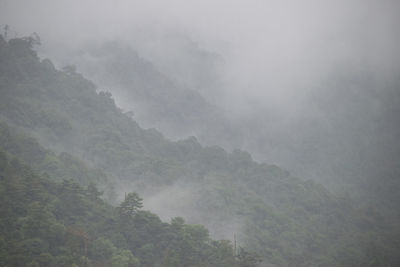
[112, 248, 140, 267]
[236, 247, 262, 267]
[118, 192, 143, 218]
[86, 183, 103, 200]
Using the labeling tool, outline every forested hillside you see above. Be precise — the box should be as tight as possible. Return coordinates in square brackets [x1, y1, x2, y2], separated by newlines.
[1, 35, 399, 266]
[61, 38, 400, 213]
[61, 41, 237, 147]
[0, 122, 256, 266]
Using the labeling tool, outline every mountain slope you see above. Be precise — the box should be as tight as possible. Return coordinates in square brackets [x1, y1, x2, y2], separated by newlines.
[0, 122, 252, 267]
[1, 35, 399, 266]
[64, 41, 238, 148]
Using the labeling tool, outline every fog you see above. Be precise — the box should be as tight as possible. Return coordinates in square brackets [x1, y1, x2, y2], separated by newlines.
[3, 0, 399, 93]
[2, 0, 399, 209]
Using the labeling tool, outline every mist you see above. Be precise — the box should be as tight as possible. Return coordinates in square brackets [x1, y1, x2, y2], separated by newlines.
[3, 0, 398, 108]
[2, 0, 399, 201]
[2, 1, 400, 265]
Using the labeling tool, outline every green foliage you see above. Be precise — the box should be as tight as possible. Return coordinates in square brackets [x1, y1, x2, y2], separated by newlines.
[0, 147, 248, 266]
[89, 237, 115, 262]
[0, 122, 252, 266]
[118, 192, 143, 218]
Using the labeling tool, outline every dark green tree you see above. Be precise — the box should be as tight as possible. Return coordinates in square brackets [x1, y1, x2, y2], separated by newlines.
[118, 192, 143, 218]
